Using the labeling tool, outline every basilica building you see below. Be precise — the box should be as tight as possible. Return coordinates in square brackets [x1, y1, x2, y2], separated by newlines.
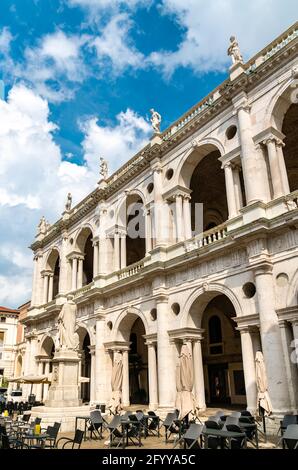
[21, 22, 298, 420]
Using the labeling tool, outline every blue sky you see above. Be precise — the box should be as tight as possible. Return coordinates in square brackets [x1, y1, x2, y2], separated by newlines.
[0, 0, 297, 307]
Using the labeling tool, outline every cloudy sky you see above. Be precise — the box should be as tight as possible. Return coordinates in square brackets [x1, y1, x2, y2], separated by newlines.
[0, 0, 297, 307]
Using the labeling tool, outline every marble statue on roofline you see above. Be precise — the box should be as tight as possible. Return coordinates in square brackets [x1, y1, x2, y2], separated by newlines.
[65, 192, 72, 211]
[150, 108, 162, 134]
[100, 157, 108, 180]
[38, 216, 47, 235]
[227, 36, 244, 65]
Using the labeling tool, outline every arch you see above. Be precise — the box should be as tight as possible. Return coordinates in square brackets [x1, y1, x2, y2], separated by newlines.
[265, 77, 298, 131]
[116, 188, 147, 227]
[76, 322, 95, 348]
[15, 354, 23, 377]
[113, 306, 149, 342]
[74, 225, 94, 253]
[177, 140, 224, 188]
[39, 334, 55, 357]
[44, 247, 60, 271]
[180, 282, 243, 329]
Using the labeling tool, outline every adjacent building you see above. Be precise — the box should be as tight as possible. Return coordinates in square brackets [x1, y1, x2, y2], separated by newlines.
[0, 306, 20, 386]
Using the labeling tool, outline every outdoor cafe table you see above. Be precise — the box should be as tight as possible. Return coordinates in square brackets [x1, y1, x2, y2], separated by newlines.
[22, 432, 50, 449]
[202, 427, 247, 449]
[119, 419, 142, 449]
[75, 415, 90, 441]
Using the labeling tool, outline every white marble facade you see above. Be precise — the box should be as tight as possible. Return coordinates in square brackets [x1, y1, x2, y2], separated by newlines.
[23, 23, 298, 417]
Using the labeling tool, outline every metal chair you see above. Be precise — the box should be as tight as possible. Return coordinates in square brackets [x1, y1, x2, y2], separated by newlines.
[278, 424, 298, 449]
[225, 424, 247, 449]
[174, 423, 203, 449]
[162, 412, 180, 443]
[203, 420, 222, 449]
[56, 429, 84, 449]
[88, 410, 105, 440]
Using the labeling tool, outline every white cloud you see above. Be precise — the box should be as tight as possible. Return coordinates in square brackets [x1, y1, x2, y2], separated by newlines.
[150, 0, 298, 76]
[91, 14, 144, 72]
[67, 0, 150, 12]
[0, 27, 12, 55]
[80, 108, 151, 174]
[0, 84, 151, 307]
[11, 30, 88, 102]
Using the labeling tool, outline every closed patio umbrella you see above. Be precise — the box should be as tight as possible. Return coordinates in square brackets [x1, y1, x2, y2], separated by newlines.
[255, 351, 272, 416]
[176, 344, 196, 420]
[108, 352, 123, 414]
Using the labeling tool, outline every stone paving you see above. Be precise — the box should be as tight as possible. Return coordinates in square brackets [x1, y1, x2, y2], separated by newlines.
[56, 406, 277, 449]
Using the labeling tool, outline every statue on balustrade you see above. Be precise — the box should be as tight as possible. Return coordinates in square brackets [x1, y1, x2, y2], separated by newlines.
[227, 36, 244, 65]
[65, 192, 72, 211]
[56, 295, 79, 351]
[150, 108, 162, 134]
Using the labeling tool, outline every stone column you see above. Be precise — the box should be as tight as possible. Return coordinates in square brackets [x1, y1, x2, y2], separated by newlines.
[233, 164, 244, 210]
[192, 339, 206, 410]
[90, 348, 96, 402]
[36, 361, 43, 401]
[71, 257, 78, 291]
[183, 196, 192, 240]
[156, 296, 176, 408]
[31, 256, 38, 306]
[43, 275, 49, 304]
[114, 232, 120, 271]
[147, 342, 158, 409]
[279, 321, 298, 410]
[276, 140, 290, 195]
[254, 264, 291, 413]
[43, 361, 50, 401]
[234, 94, 268, 204]
[145, 209, 152, 254]
[93, 240, 99, 278]
[264, 138, 284, 199]
[59, 233, 69, 294]
[48, 274, 54, 302]
[175, 194, 184, 242]
[95, 318, 108, 403]
[36, 254, 44, 306]
[223, 162, 238, 218]
[152, 164, 167, 247]
[120, 233, 126, 269]
[122, 349, 130, 407]
[98, 237, 107, 276]
[291, 320, 298, 371]
[77, 258, 83, 289]
[239, 328, 257, 413]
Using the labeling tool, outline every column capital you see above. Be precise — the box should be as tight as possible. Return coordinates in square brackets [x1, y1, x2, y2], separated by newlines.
[155, 293, 168, 304]
[232, 92, 251, 113]
[252, 260, 273, 276]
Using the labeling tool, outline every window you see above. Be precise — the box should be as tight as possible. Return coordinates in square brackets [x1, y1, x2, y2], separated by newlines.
[0, 331, 4, 348]
[209, 315, 223, 355]
[0, 317, 5, 323]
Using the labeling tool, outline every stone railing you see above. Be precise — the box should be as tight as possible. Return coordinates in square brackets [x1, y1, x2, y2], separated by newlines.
[118, 260, 144, 280]
[285, 190, 298, 210]
[162, 95, 216, 141]
[73, 281, 94, 298]
[246, 26, 298, 75]
[184, 223, 228, 253]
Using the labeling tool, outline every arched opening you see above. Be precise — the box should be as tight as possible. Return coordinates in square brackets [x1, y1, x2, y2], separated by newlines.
[77, 328, 91, 403]
[189, 293, 245, 407]
[190, 151, 228, 232]
[117, 311, 149, 405]
[282, 103, 298, 193]
[75, 228, 94, 286]
[126, 194, 146, 266]
[40, 336, 55, 401]
[46, 250, 60, 299]
[129, 318, 148, 404]
[83, 234, 94, 285]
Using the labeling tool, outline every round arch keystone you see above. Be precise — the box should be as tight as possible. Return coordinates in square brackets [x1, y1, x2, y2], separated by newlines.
[180, 282, 243, 329]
